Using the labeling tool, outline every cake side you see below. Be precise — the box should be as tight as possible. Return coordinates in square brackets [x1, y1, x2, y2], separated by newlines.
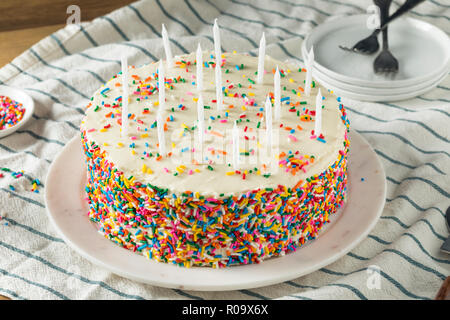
[81, 129, 348, 267]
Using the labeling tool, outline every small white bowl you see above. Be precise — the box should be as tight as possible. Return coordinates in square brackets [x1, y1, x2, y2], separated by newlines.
[0, 85, 34, 138]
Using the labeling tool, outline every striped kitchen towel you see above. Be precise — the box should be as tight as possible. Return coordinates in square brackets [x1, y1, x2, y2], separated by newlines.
[0, 0, 448, 300]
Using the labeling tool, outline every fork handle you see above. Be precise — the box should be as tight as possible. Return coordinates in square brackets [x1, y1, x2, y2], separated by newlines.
[374, 0, 425, 35]
[376, 0, 392, 50]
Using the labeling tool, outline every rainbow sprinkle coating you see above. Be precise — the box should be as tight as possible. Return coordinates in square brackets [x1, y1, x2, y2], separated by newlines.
[82, 128, 349, 268]
[0, 95, 25, 130]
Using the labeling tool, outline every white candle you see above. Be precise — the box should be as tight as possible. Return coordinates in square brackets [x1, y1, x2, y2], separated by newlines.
[158, 60, 165, 113]
[232, 121, 239, 170]
[305, 46, 314, 96]
[257, 32, 266, 84]
[196, 43, 203, 92]
[315, 88, 322, 136]
[213, 19, 223, 111]
[121, 56, 129, 137]
[156, 112, 166, 156]
[161, 24, 173, 68]
[274, 66, 281, 121]
[215, 63, 223, 111]
[197, 94, 204, 143]
[213, 19, 221, 66]
[265, 95, 272, 151]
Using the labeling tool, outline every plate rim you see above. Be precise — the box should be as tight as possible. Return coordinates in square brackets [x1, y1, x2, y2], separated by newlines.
[44, 130, 387, 291]
[314, 69, 448, 102]
[310, 63, 449, 95]
[302, 14, 450, 88]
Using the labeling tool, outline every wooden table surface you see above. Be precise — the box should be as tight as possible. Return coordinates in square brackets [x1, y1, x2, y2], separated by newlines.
[0, 24, 65, 69]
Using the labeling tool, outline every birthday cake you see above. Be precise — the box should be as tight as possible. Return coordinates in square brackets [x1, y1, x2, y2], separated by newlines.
[80, 51, 350, 268]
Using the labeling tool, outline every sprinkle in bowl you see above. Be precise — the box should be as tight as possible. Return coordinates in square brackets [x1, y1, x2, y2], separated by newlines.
[0, 85, 34, 138]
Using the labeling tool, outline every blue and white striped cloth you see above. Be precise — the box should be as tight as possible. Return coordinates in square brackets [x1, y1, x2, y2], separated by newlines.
[0, 0, 448, 300]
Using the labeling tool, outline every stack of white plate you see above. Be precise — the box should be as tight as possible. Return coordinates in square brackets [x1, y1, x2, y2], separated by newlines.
[301, 15, 450, 102]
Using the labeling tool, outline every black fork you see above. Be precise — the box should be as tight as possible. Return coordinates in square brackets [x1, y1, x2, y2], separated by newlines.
[373, 0, 399, 74]
[339, 0, 425, 56]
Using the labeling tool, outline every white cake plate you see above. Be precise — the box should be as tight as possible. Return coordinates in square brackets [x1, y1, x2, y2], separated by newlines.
[44, 130, 386, 291]
[302, 15, 450, 89]
[311, 64, 449, 96]
[315, 69, 448, 102]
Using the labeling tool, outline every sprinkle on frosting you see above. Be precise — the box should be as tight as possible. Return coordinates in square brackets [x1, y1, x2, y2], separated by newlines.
[81, 52, 346, 196]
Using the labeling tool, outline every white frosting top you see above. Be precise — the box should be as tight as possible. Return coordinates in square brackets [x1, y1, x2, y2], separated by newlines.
[81, 52, 347, 196]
